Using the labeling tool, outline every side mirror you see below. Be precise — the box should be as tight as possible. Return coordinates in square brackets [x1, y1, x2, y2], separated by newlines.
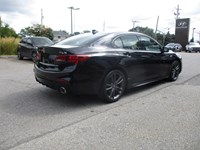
[161, 46, 169, 53]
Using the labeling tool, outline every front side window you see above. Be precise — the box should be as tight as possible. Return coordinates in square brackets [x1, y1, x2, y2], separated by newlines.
[138, 36, 161, 51]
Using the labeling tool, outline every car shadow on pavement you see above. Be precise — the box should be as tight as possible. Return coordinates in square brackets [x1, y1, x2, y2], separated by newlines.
[0, 87, 103, 117]
[1, 80, 167, 117]
[125, 80, 166, 96]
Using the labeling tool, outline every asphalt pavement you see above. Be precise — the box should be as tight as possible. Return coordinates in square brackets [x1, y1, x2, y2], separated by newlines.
[0, 53, 200, 150]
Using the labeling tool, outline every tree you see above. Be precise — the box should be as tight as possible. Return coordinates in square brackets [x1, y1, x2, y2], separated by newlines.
[0, 19, 18, 38]
[129, 26, 175, 45]
[19, 24, 54, 40]
[129, 26, 155, 38]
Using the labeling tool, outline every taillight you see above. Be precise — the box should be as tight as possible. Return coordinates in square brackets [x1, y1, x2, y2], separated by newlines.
[55, 55, 90, 64]
[36, 51, 40, 61]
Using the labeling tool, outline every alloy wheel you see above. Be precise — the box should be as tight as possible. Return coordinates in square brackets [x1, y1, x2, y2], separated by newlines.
[169, 61, 180, 81]
[102, 70, 126, 103]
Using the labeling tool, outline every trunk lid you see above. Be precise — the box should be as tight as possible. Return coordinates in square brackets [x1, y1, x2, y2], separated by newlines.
[36, 45, 90, 71]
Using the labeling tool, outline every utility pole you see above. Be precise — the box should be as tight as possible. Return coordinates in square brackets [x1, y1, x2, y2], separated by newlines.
[103, 20, 105, 31]
[155, 16, 159, 39]
[132, 20, 138, 30]
[41, 9, 44, 25]
[0, 16, 1, 38]
[174, 5, 181, 19]
[192, 28, 196, 41]
[68, 6, 80, 35]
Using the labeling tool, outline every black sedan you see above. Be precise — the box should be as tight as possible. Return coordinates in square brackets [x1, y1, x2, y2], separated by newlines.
[34, 32, 182, 103]
[17, 36, 54, 62]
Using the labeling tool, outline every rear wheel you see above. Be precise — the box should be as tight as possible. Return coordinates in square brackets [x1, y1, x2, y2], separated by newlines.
[168, 61, 181, 81]
[17, 51, 23, 60]
[99, 70, 126, 103]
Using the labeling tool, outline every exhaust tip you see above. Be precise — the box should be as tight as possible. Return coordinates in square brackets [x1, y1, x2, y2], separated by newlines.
[59, 87, 67, 94]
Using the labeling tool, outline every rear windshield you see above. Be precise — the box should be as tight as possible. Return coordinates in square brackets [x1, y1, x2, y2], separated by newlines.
[32, 37, 53, 45]
[56, 33, 109, 46]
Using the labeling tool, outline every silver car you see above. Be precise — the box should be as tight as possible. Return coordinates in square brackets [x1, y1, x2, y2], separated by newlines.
[165, 43, 182, 52]
[186, 42, 200, 53]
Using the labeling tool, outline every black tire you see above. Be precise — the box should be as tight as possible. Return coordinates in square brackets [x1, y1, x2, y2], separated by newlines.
[32, 52, 36, 63]
[17, 51, 23, 60]
[168, 61, 181, 81]
[99, 70, 126, 103]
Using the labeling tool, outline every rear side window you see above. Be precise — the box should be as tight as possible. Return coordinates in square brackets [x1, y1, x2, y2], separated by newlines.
[27, 39, 32, 44]
[113, 35, 139, 50]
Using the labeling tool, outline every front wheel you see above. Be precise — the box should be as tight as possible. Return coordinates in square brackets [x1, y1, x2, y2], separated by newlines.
[99, 70, 126, 103]
[17, 51, 23, 60]
[168, 61, 181, 81]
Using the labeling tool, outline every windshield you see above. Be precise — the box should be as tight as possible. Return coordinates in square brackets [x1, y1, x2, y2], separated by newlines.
[56, 33, 110, 46]
[166, 43, 175, 46]
[32, 37, 54, 46]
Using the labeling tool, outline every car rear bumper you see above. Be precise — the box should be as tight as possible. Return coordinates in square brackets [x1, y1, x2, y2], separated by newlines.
[34, 65, 101, 95]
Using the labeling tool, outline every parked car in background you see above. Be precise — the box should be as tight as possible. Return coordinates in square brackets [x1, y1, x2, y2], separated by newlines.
[185, 42, 200, 53]
[34, 32, 182, 103]
[17, 36, 54, 62]
[164, 43, 182, 52]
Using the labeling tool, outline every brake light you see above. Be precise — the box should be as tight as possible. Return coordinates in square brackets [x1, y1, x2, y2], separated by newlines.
[36, 51, 40, 61]
[55, 55, 90, 64]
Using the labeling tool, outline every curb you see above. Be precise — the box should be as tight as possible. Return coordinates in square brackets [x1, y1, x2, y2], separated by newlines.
[0, 55, 17, 58]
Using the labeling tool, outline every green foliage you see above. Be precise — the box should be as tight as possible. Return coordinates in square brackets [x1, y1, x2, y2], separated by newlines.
[0, 19, 18, 38]
[129, 26, 155, 38]
[19, 24, 54, 40]
[0, 37, 20, 55]
[129, 26, 175, 45]
[164, 32, 175, 45]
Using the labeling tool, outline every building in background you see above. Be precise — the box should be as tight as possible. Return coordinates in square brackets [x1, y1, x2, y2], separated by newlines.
[53, 31, 70, 43]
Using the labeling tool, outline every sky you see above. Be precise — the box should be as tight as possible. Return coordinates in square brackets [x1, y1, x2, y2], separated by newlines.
[0, 0, 200, 40]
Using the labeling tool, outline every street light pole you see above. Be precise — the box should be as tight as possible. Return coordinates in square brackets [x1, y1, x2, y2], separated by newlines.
[68, 6, 80, 35]
[192, 28, 196, 41]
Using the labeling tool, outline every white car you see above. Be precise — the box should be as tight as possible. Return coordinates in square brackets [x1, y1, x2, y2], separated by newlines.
[186, 42, 200, 53]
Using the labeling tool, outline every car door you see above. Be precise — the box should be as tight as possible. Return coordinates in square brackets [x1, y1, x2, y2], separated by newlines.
[112, 34, 150, 87]
[19, 38, 27, 56]
[137, 35, 171, 80]
[24, 38, 34, 57]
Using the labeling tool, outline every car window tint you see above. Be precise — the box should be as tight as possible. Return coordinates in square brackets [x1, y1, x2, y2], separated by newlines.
[27, 39, 32, 44]
[21, 38, 27, 43]
[119, 35, 139, 50]
[113, 38, 123, 48]
[57, 33, 109, 46]
[32, 37, 53, 45]
[139, 36, 161, 51]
